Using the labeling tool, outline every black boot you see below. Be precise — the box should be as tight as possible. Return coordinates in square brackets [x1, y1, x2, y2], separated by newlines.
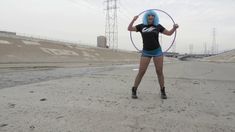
[132, 87, 138, 99]
[160, 87, 167, 99]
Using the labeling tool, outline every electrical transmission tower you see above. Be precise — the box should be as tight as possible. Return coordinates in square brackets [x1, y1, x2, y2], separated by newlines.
[189, 44, 194, 54]
[211, 28, 217, 54]
[104, 0, 118, 50]
[204, 42, 207, 54]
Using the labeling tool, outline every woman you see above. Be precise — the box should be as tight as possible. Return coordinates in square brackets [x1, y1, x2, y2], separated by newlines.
[128, 10, 178, 99]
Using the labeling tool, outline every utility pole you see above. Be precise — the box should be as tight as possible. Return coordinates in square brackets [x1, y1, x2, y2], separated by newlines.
[172, 41, 176, 53]
[160, 34, 162, 45]
[211, 28, 217, 54]
[189, 44, 193, 54]
[104, 0, 118, 50]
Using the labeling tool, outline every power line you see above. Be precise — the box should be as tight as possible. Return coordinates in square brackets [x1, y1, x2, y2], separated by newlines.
[66, 0, 101, 15]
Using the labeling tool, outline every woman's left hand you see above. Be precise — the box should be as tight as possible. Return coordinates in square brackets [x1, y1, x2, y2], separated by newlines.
[173, 24, 179, 29]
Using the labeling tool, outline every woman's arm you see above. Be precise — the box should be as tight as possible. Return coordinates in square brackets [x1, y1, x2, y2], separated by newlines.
[128, 16, 139, 31]
[162, 24, 179, 36]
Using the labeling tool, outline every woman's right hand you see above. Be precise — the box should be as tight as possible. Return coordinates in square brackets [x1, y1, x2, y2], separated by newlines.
[173, 24, 179, 29]
[128, 15, 139, 31]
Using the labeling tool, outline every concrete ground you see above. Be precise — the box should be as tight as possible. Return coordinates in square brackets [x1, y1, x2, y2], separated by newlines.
[0, 61, 235, 132]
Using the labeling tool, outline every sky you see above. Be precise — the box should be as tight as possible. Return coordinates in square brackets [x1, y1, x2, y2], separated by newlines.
[0, 0, 235, 54]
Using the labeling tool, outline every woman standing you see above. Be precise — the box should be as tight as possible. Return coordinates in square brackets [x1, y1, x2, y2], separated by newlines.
[128, 10, 178, 99]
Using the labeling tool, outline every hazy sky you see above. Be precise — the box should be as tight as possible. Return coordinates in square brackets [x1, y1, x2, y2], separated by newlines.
[1, 0, 235, 53]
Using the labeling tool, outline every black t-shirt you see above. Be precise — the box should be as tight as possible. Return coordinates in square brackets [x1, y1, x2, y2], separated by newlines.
[135, 24, 165, 50]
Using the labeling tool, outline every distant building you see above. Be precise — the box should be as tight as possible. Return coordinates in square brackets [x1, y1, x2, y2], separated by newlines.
[97, 36, 107, 48]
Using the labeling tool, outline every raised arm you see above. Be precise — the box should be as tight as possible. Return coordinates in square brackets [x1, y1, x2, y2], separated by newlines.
[127, 16, 139, 31]
[162, 24, 179, 36]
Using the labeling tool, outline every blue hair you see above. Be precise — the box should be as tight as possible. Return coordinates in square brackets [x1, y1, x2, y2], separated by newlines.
[143, 10, 159, 26]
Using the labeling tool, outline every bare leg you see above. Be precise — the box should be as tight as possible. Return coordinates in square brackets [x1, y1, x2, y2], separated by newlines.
[153, 56, 164, 89]
[133, 56, 151, 88]
[153, 56, 167, 99]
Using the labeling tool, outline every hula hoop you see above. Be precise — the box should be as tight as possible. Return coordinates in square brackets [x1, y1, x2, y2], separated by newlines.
[130, 9, 177, 55]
